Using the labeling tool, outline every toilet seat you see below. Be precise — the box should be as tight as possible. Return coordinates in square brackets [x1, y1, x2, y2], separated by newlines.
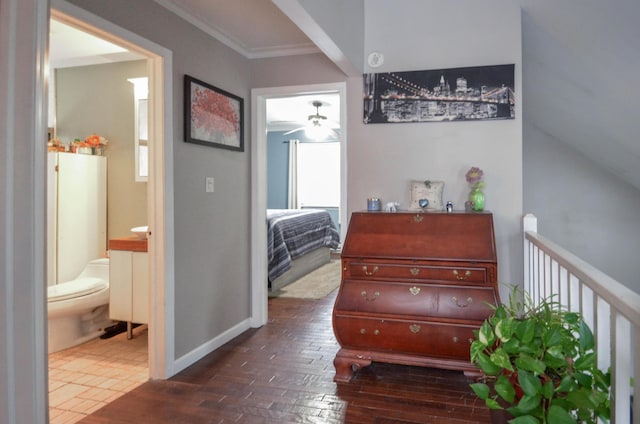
[48, 277, 107, 302]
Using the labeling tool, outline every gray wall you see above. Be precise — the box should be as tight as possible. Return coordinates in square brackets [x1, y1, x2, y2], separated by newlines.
[55, 60, 148, 240]
[68, 0, 253, 359]
[70, 0, 524, 363]
[355, 0, 523, 296]
[523, 122, 640, 293]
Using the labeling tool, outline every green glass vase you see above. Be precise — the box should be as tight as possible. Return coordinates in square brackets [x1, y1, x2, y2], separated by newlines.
[469, 187, 485, 211]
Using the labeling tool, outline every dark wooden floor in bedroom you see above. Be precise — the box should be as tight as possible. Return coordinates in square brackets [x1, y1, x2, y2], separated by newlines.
[79, 289, 491, 424]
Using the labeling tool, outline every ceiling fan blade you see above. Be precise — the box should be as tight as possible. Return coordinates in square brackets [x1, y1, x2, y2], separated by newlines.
[283, 127, 306, 135]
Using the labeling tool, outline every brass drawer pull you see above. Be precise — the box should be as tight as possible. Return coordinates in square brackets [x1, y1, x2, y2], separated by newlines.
[373, 329, 380, 336]
[453, 336, 459, 343]
[410, 267, 420, 276]
[360, 328, 366, 334]
[413, 214, 423, 223]
[362, 265, 379, 275]
[361, 290, 380, 301]
[409, 324, 421, 334]
[452, 270, 472, 280]
[451, 296, 473, 308]
[409, 286, 420, 296]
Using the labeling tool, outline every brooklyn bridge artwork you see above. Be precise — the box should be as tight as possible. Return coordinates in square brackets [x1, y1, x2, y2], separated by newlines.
[363, 64, 515, 124]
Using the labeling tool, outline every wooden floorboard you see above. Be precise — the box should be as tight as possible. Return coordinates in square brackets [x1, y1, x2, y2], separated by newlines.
[79, 291, 491, 424]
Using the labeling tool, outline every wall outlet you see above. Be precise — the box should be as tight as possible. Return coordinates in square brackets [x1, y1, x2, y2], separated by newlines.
[205, 177, 214, 193]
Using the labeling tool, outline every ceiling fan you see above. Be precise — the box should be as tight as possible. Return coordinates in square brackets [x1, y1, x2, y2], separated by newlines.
[283, 100, 338, 140]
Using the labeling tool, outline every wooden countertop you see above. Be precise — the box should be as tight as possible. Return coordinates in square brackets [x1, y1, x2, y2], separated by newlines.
[108, 236, 148, 252]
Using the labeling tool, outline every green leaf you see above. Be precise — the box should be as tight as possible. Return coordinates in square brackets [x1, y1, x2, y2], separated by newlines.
[494, 374, 516, 403]
[546, 404, 577, 424]
[555, 375, 576, 393]
[564, 312, 580, 325]
[470, 382, 490, 400]
[485, 397, 502, 410]
[574, 352, 596, 371]
[478, 320, 495, 347]
[508, 416, 540, 424]
[515, 319, 536, 344]
[517, 370, 541, 397]
[476, 352, 502, 376]
[490, 349, 514, 371]
[495, 317, 514, 342]
[516, 394, 541, 413]
[541, 379, 554, 399]
[566, 389, 597, 410]
[578, 320, 595, 351]
[515, 353, 546, 374]
[575, 371, 593, 387]
[470, 340, 485, 361]
[543, 327, 564, 347]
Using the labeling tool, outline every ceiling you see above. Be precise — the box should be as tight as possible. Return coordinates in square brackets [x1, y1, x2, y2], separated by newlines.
[50, 1, 640, 188]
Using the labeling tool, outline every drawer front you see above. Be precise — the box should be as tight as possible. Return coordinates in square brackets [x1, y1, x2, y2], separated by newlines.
[335, 280, 497, 321]
[333, 315, 476, 360]
[345, 260, 490, 283]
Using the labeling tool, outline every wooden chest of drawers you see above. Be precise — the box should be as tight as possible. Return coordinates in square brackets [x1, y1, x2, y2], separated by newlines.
[332, 211, 499, 382]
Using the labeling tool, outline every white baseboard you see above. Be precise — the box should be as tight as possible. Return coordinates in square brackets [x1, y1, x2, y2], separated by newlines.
[172, 318, 251, 374]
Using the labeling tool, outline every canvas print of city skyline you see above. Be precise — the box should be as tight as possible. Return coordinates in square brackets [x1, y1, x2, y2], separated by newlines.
[363, 64, 515, 124]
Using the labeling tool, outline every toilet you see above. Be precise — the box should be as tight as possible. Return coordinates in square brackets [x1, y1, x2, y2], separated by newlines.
[48, 258, 114, 353]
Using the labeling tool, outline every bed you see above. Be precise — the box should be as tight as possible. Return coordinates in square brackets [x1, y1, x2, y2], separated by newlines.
[267, 208, 340, 292]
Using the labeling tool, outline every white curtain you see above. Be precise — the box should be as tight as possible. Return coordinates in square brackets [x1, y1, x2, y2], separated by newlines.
[287, 139, 299, 209]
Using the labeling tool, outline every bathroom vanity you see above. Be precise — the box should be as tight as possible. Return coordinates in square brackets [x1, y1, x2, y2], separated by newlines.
[108, 237, 149, 339]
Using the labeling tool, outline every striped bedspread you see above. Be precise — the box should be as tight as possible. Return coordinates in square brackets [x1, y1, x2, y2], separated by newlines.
[267, 209, 340, 282]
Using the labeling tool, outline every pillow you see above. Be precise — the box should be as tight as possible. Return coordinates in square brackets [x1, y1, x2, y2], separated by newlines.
[408, 180, 444, 211]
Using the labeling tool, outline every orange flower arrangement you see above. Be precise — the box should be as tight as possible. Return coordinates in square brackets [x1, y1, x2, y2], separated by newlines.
[84, 134, 108, 147]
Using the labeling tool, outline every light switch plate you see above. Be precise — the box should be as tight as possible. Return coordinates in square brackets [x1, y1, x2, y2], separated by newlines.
[205, 177, 214, 193]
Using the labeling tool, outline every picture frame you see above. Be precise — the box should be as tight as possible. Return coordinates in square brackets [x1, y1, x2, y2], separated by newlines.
[364, 64, 515, 124]
[408, 180, 445, 211]
[184, 74, 244, 152]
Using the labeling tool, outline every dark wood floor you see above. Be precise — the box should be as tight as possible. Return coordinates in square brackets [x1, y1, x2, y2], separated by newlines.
[79, 290, 491, 424]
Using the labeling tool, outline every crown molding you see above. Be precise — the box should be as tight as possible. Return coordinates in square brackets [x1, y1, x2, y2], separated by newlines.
[153, 0, 319, 59]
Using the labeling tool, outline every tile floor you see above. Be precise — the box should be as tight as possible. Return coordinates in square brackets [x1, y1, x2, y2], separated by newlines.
[48, 326, 148, 424]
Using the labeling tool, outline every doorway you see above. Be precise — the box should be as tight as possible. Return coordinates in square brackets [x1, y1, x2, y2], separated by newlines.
[49, 0, 174, 383]
[250, 82, 347, 327]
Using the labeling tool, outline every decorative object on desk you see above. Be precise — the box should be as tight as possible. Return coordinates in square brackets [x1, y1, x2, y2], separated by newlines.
[409, 180, 444, 211]
[367, 198, 381, 211]
[385, 202, 399, 212]
[446, 201, 453, 213]
[466, 166, 486, 211]
[184, 74, 244, 152]
[469, 285, 611, 424]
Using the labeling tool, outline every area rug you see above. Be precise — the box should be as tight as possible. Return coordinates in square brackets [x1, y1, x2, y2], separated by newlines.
[274, 259, 341, 299]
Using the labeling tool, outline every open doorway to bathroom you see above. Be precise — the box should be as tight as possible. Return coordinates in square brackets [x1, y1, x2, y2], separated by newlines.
[46, 5, 172, 421]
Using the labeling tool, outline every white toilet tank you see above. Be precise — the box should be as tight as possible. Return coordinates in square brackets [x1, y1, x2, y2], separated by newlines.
[76, 257, 110, 281]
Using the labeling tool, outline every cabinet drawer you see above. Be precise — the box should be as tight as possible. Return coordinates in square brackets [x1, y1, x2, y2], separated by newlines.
[333, 315, 477, 360]
[335, 280, 497, 321]
[345, 260, 490, 283]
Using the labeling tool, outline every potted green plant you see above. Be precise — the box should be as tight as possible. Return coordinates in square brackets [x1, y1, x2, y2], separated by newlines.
[469, 286, 611, 424]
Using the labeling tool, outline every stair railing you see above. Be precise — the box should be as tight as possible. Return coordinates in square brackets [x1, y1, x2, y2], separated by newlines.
[523, 214, 639, 423]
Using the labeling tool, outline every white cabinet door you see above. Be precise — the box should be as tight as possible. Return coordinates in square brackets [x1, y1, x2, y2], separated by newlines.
[109, 250, 133, 322]
[109, 250, 148, 324]
[132, 252, 149, 323]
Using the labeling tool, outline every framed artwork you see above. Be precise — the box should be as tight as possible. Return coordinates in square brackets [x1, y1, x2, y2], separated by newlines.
[364, 64, 515, 124]
[408, 180, 445, 211]
[184, 75, 244, 151]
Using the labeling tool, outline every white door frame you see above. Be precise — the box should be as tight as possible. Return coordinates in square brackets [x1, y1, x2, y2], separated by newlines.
[250, 82, 347, 327]
[50, 0, 176, 379]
